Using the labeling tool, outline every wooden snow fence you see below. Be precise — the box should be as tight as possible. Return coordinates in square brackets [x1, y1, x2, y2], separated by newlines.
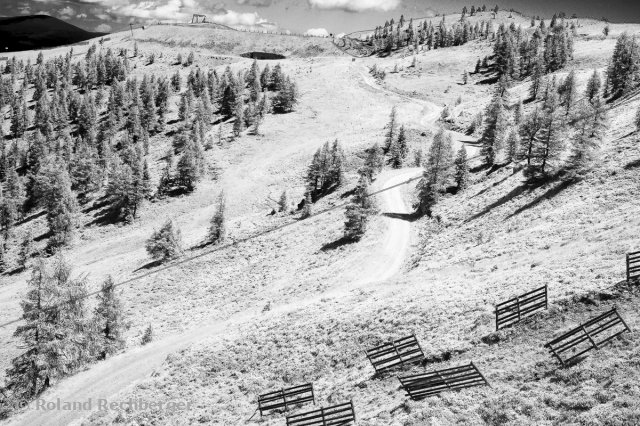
[398, 362, 489, 400]
[286, 400, 355, 426]
[627, 251, 640, 282]
[257, 383, 315, 416]
[544, 308, 631, 366]
[365, 334, 425, 375]
[495, 285, 548, 331]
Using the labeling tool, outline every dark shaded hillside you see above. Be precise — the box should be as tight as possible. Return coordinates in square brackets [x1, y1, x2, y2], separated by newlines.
[0, 15, 105, 52]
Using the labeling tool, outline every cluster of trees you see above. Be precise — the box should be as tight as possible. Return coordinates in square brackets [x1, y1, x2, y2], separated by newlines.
[606, 33, 640, 98]
[305, 140, 346, 200]
[365, 11, 498, 55]
[383, 107, 410, 168]
[417, 128, 469, 216]
[477, 67, 608, 179]
[490, 16, 574, 85]
[0, 43, 299, 257]
[0, 257, 125, 418]
[145, 192, 226, 265]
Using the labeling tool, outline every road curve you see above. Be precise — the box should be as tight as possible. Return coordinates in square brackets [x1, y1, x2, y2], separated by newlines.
[4, 170, 419, 426]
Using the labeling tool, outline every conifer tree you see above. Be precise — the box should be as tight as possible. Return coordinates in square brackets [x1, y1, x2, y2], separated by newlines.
[0, 243, 6, 273]
[361, 143, 384, 181]
[233, 102, 245, 137]
[301, 192, 313, 219]
[532, 87, 564, 177]
[389, 125, 408, 168]
[278, 190, 289, 213]
[93, 275, 125, 360]
[585, 69, 602, 104]
[146, 219, 182, 262]
[559, 70, 577, 115]
[175, 147, 199, 193]
[18, 230, 33, 270]
[384, 106, 398, 153]
[418, 128, 454, 216]
[608, 33, 639, 96]
[479, 92, 507, 165]
[344, 174, 374, 241]
[207, 192, 226, 245]
[505, 128, 520, 163]
[454, 146, 469, 191]
[514, 98, 523, 125]
[5, 257, 91, 402]
[34, 163, 77, 249]
[529, 60, 544, 100]
[106, 157, 141, 222]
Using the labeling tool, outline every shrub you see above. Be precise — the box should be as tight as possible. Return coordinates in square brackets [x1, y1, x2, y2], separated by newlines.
[145, 219, 182, 262]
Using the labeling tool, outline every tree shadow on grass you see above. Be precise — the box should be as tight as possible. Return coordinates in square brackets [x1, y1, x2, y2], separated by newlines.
[507, 178, 577, 219]
[382, 211, 421, 222]
[14, 210, 46, 227]
[134, 259, 163, 272]
[320, 236, 356, 252]
[624, 158, 640, 170]
[465, 184, 528, 223]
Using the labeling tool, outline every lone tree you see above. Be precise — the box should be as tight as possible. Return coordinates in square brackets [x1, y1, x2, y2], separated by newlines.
[344, 175, 374, 241]
[479, 92, 507, 166]
[207, 192, 226, 245]
[417, 128, 454, 216]
[93, 276, 125, 360]
[383, 106, 398, 153]
[453, 146, 469, 191]
[145, 219, 182, 262]
[278, 190, 289, 213]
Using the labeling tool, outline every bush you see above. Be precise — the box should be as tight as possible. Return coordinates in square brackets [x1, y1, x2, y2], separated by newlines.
[141, 325, 153, 345]
[145, 219, 182, 262]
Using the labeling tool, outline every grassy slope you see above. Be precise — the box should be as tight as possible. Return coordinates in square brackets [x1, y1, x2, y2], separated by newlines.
[0, 28, 423, 382]
[78, 19, 640, 426]
[2, 12, 640, 426]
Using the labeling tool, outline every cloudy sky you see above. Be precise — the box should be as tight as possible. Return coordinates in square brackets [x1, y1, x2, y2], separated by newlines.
[1, 0, 639, 35]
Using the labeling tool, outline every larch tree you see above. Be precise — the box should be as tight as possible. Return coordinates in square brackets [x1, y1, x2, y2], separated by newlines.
[34, 163, 78, 249]
[145, 219, 182, 262]
[383, 106, 398, 153]
[479, 92, 507, 166]
[344, 174, 374, 241]
[453, 146, 469, 191]
[585, 69, 602, 104]
[417, 128, 454, 216]
[207, 192, 226, 245]
[93, 275, 125, 360]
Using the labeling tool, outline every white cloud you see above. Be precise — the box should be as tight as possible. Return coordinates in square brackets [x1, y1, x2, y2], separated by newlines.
[335, 32, 345, 38]
[308, 0, 400, 12]
[305, 27, 329, 37]
[58, 6, 75, 16]
[209, 10, 268, 27]
[95, 23, 113, 32]
[236, 0, 273, 6]
[77, 13, 88, 18]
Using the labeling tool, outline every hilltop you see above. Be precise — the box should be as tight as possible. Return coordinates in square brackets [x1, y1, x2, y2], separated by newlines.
[0, 15, 106, 52]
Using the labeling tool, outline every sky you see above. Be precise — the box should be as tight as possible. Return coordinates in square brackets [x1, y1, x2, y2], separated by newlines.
[1, 0, 639, 35]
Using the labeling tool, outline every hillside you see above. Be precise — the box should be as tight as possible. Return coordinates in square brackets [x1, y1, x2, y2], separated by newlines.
[0, 15, 105, 52]
[129, 24, 344, 58]
[1, 7, 640, 426]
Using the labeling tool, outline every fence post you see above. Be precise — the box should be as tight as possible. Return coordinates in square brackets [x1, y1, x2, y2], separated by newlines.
[495, 305, 499, 331]
[544, 285, 548, 310]
[627, 253, 630, 282]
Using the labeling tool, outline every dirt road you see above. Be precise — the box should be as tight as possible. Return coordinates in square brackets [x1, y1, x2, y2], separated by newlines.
[4, 166, 420, 426]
